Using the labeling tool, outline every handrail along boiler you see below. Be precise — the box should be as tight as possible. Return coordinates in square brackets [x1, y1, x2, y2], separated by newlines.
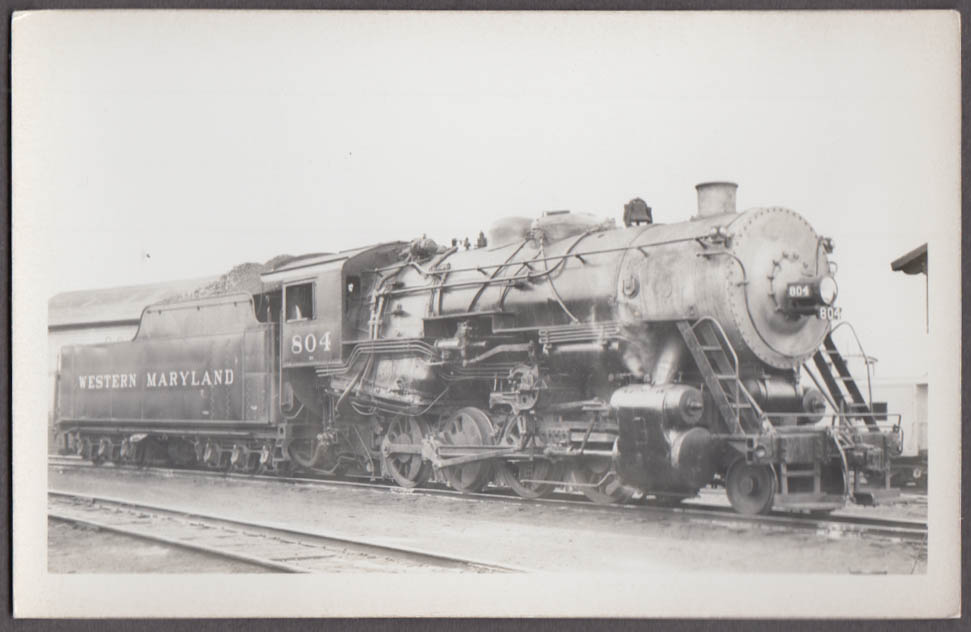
[54, 182, 901, 514]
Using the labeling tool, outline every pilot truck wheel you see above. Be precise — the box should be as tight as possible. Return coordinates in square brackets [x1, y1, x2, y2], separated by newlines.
[726, 461, 776, 515]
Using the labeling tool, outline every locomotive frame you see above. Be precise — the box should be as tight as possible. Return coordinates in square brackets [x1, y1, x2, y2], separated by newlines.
[53, 182, 903, 515]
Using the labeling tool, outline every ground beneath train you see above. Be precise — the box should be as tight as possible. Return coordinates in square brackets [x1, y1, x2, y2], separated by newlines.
[48, 466, 927, 574]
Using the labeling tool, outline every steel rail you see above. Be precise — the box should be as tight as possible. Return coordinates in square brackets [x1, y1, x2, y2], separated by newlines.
[50, 455, 926, 542]
[48, 488, 526, 573]
[47, 511, 309, 573]
[668, 500, 927, 540]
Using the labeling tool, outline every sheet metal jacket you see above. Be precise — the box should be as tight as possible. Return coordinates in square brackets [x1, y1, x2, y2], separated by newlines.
[380, 183, 833, 373]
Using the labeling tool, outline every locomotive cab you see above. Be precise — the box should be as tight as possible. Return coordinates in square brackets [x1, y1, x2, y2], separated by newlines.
[259, 243, 404, 371]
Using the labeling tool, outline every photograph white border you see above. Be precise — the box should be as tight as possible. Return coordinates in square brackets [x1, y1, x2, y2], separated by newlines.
[12, 9, 962, 618]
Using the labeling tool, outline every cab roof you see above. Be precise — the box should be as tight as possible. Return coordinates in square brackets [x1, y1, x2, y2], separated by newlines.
[260, 242, 405, 288]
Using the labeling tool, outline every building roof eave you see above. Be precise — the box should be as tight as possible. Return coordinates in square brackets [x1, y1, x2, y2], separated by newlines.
[890, 243, 928, 275]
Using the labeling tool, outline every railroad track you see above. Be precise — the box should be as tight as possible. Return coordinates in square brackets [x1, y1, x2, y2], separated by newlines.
[48, 489, 525, 573]
[49, 455, 928, 543]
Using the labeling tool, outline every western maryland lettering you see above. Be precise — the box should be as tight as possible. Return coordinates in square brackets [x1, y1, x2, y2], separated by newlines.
[78, 373, 138, 390]
[77, 369, 235, 390]
[146, 369, 235, 388]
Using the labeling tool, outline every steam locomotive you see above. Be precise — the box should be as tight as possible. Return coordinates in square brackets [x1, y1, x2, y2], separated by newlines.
[54, 182, 902, 515]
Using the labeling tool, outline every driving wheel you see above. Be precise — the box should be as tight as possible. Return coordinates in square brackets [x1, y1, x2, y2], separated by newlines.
[726, 461, 776, 515]
[381, 416, 431, 488]
[440, 407, 495, 493]
[495, 417, 559, 499]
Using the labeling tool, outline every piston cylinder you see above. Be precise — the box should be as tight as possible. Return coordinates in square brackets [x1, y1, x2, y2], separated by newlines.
[611, 384, 715, 491]
[667, 426, 716, 488]
[610, 383, 705, 427]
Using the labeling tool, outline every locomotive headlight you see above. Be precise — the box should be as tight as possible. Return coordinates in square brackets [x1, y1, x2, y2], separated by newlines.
[783, 275, 839, 316]
[818, 275, 838, 306]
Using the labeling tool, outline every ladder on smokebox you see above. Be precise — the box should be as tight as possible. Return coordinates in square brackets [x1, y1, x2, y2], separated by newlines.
[676, 319, 769, 436]
[809, 333, 876, 427]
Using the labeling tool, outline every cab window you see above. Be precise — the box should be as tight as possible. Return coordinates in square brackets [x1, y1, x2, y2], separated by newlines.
[285, 282, 314, 322]
[345, 276, 360, 306]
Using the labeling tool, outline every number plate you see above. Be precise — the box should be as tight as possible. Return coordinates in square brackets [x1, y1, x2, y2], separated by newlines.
[817, 306, 842, 321]
[788, 284, 812, 298]
[285, 330, 335, 364]
[291, 332, 332, 355]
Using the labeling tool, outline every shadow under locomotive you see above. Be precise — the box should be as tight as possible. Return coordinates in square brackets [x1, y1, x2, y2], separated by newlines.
[53, 182, 903, 515]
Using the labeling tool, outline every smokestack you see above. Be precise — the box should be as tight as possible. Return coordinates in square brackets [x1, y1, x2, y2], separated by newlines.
[695, 182, 738, 218]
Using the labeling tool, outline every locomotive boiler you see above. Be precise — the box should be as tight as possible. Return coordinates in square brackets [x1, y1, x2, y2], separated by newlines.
[54, 182, 901, 515]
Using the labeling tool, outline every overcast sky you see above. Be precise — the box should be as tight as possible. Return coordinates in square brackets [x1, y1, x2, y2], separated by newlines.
[13, 11, 959, 379]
